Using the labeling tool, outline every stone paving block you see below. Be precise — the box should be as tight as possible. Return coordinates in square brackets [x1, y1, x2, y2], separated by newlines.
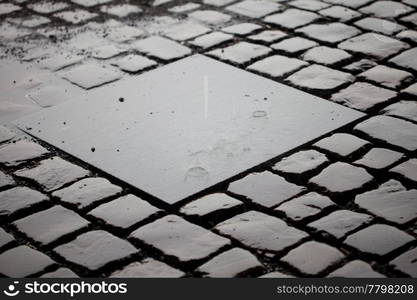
[106, 25, 144, 42]
[331, 82, 397, 111]
[391, 159, 417, 183]
[62, 63, 121, 89]
[297, 23, 360, 44]
[314, 133, 369, 157]
[0, 228, 14, 248]
[275, 192, 335, 222]
[0, 140, 49, 166]
[130, 215, 230, 262]
[215, 211, 308, 253]
[338, 33, 409, 59]
[319, 5, 361, 22]
[162, 21, 211, 41]
[355, 180, 417, 224]
[273, 150, 328, 175]
[403, 82, 417, 96]
[263, 9, 320, 29]
[290, 0, 330, 11]
[308, 210, 373, 239]
[54, 9, 98, 24]
[247, 55, 308, 77]
[112, 54, 157, 73]
[355, 148, 403, 170]
[92, 45, 126, 59]
[169, 3, 201, 13]
[14, 157, 89, 192]
[132, 36, 192, 61]
[100, 4, 142, 17]
[0, 3, 21, 15]
[259, 271, 294, 278]
[344, 59, 377, 73]
[0, 246, 55, 277]
[180, 193, 242, 216]
[389, 48, 417, 72]
[0, 170, 14, 188]
[397, 30, 417, 43]
[271, 37, 318, 53]
[288, 64, 354, 91]
[88, 194, 161, 229]
[248, 30, 287, 43]
[41, 268, 79, 278]
[13, 205, 89, 246]
[111, 258, 184, 278]
[10, 15, 51, 28]
[359, 65, 413, 89]
[226, 0, 282, 18]
[281, 241, 345, 275]
[310, 162, 373, 193]
[344, 224, 414, 256]
[189, 10, 231, 25]
[383, 101, 417, 123]
[189, 32, 233, 49]
[71, 0, 112, 7]
[321, 0, 372, 8]
[209, 41, 271, 64]
[390, 247, 417, 277]
[52, 177, 122, 209]
[402, 12, 417, 26]
[0, 126, 16, 143]
[37, 53, 83, 71]
[197, 248, 263, 277]
[228, 171, 305, 207]
[360, 1, 413, 18]
[221, 22, 261, 35]
[355, 17, 405, 36]
[0, 187, 49, 218]
[204, 0, 237, 6]
[354, 115, 417, 151]
[302, 46, 351, 65]
[54, 230, 137, 271]
[327, 260, 385, 278]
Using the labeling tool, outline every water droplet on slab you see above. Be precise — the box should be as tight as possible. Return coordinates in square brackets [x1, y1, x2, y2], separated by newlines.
[252, 110, 267, 118]
[185, 166, 209, 182]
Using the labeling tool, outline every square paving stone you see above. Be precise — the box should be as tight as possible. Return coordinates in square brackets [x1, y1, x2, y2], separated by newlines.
[130, 215, 230, 262]
[13, 205, 89, 246]
[226, 0, 282, 18]
[110, 258, 184, 278]
[215, 211, 308, 253]
[16, 54, 363, 204]
[281, 241, 345, 275]
[228, 171, 305, 207]
[0, 140, 49, 166]
[327, 260, 385, 278]
[197, 247, 263, 277]
[0, 228, 14, 248]
[0, 246, 55, 277]
[0, 187, 49, 217]
[88, 194, 161, 229]
[343, 224, 414, 256]
[390, 247, 417, 277]
[0, 170, 14, 188]
[180, 193, 242, 216]
[14, 156, 89, 192]
[54, 230, 137, 271]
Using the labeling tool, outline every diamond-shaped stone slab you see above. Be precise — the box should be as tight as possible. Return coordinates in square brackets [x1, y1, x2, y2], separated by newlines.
[16, 55, 363, 204]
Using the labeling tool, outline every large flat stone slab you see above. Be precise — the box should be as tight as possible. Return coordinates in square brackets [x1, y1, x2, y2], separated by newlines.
[15, 54, 363, 204]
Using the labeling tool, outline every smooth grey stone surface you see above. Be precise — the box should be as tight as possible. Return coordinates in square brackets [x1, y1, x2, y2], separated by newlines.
[16, 54, 363, 204]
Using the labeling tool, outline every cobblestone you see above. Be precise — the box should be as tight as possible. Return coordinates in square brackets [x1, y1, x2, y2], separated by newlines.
[310, 162, 373, 193]
[389, 48, 417, 72]
[130, 215, 230, 262]
[355, 180, 417, 224]
[391, 159, 417, 183]
[14, 157, 89, 192]
[180, 193, 242, 217]
[226, 0, 282, 18]
[247, 55, 308, 77]
[302, 46, 351, 65]
[355, 148, 403, 169]
[297, 23, 361, 44]
[271, 37, 318, 53]
[52, 177, 122, 209]
[273, 150, 328, 175]
[281, 241, 345, 275]
[327, 260, 385, 277]
[344, 224, 414, 256]
[359, 65, 413, 89]
[110, 259, 184, 278]
[189, 32, 233, 49]
[88, 194, 161, 230]
[0, 170, 14, 188]
[382, 101, 417, 123]
[133, 36, 191, 61]
[0, 187, 49, 218]
[54, 230, 137, 271]
[0, 245, 55, 277]
[0, 228, 14, 249]
[13, 205, 89, 246]
[215, 211, 308, 253]
[40, 268, 79, 278]
[208, 42, 271, 64]
[264, 9, 320, 29]
[228, 171, 305, 207]
[0, 140, 49, 166]
[390, 248, 417, 277]
[314, 133, 369, 157]
[197, 248, 263, 277]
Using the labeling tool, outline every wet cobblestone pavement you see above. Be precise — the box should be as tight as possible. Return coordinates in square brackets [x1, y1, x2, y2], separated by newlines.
[0, 0, 417, 278]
